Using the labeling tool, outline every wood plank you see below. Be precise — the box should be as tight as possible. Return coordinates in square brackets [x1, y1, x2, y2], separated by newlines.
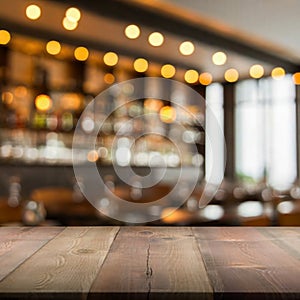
[193, 227, 300, 297]
[0, 226, 119, 299]
[0, 227, 63, 282]
[90, 227, 213, 300]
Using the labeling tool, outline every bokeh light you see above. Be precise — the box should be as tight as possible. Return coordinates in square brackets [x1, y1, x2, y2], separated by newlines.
[103, 52, 118, 66]
[179, 41, 195, 55]
[104, 73, 115, 84]
[271, 67, 285, 80]
[133, 58, 148, 73]
[224, 68, 239, 82]
[124, 24, 140, 39]
[62, 17, 78, 31]
[74, 46, 89, 61]
[148, 32, 164, 47]
[26, 4, 41, 20]
[212, 51, 227, 65]
[199, 72, 213, 85]
[0, 30, 11, 45]
[65, 7, 81, 22]
[160, 106, 176, 123]
[46, 40, 61, 55]
[249, 64, 264, 79]
[293, 72, 300, 85]
[184, 69, 199, 84]
[35, 94, 52, 111]
[161, 64, 176, 78]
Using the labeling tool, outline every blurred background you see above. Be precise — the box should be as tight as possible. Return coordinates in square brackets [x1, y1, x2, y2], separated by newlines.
[0, 0, 300, 226]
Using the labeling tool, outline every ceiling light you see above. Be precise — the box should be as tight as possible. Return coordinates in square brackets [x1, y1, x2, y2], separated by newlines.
[103, 52, 118, 66]
[0, 30, 11, 45]
[74, 46, 89, 61]
[179, 41, 195, 56]
[161, 64, 176, 78]
[199, 72, 213, 85]
[26, 4, 41, 20]
[271, 67, 285, 80]
[133, 58, 148, 73]
[212, 51, 227, 65]
[249, 64, 264, 79]
[46, 40, 61, 55]
[148, 32, 164, 47]
[224, 68, 239, 82]
[65, 7, 81, 22]
[125, 24, 140, 39]
[184, 69, 199, 83]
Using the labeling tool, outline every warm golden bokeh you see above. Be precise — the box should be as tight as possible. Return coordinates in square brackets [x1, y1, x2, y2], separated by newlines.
[124, 24, 140, 39]
[148, 32, 164, 47]
[161, 64, 176, 78]
[74, 46, 89, 61]
[249, 64, 264, 79]
[25, 4, 41, 20]
[103, 52, 119, 66]
[212, 51, 227, 65]
[224, 68, 239, 82]
[199, 72, 213, 85]
[293, 72, 300, 85]
[271, 67, 285, 80]
[184, 69, 199, 84]
[160, 106, 176, 123]
[179, 41, 195, 55]
[35, 94, 52, 112]
[46, 40, 61, 55]
[133, 58, 148, 73]
[0, 30, 11, 45]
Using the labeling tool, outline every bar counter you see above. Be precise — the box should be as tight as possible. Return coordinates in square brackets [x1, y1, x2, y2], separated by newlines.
[0, 226, 299, 299]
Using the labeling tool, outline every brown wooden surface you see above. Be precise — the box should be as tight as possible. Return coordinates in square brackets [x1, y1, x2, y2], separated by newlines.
[0, 227, 299, 299]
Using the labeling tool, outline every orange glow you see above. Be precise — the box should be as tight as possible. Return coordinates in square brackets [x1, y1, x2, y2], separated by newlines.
[104, 73, 115, 84]
[184, 69, 199, 84]
[144, 99, 164, 112]
[87, 150, 99, 162]
[249, 64, 264, 79]
[2, 92, 13, 105]
[160, 106, 176, 123]
[0, 30, 11, 45]
[199, 72, 213, 85]
[35, 94, 52, 111]
[271, 67, 285, 80]
[224, 68, 239, 83]
[14, 86, 28, 98]
[293, 72, 300, 85]
[161, 64, 176, 78]
[61, 93, 82, 110]
[74, 46, 89, 61]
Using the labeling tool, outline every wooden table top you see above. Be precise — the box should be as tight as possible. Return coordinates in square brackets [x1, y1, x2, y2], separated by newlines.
[0, 227, 299, 299]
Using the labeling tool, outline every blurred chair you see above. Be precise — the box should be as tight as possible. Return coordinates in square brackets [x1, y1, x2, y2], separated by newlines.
[30, 187, 97, 220]
[277, 199, 300, 226]
[0, 198, 22, 224]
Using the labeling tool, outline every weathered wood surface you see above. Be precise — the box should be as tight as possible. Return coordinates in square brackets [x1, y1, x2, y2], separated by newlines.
[0, 227, 299, 299]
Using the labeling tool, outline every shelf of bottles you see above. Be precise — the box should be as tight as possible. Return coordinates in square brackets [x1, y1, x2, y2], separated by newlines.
[0, 34, 205, 170]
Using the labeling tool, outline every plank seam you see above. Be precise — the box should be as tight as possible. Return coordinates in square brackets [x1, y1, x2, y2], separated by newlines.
[0, 227, 65, 284]
[191, 227, 215, 294]
[87, 226, 121, 296]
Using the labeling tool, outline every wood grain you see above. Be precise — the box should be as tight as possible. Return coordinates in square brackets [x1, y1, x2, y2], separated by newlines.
[90, 227, 213, 300]
[193, 227, 300, 298]
[0, 227, 63, 281]
[0, 227, 300, 299]
[0, 227, 119, 299]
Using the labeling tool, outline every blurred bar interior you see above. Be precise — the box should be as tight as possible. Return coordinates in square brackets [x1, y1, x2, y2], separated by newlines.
[0, 0, 300, 226]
